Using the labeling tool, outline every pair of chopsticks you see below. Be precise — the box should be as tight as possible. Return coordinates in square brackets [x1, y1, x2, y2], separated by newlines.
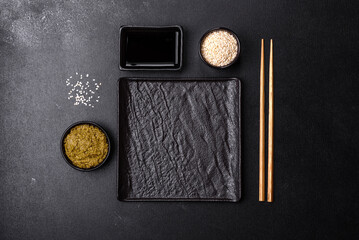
[259, 39, 274, 202]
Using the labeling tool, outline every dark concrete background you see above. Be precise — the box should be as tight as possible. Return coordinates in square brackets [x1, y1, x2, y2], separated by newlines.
[1, 0, 358, 239]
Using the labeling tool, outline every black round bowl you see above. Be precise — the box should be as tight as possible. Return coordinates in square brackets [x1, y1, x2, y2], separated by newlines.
[61, 121, 111, 172]
[199, 27, 241, 69]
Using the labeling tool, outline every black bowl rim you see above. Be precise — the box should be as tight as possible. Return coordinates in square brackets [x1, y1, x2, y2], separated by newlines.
[61, 121, 111, 172]
[198, 27, 241, 69]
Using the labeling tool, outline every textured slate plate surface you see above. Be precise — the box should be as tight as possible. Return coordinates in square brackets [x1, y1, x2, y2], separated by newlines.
[118, 78, 241, 201]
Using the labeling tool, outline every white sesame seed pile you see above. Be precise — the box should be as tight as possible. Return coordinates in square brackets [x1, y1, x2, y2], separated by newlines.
[200, 30, 238, 67]
[66, 72, 101, 108]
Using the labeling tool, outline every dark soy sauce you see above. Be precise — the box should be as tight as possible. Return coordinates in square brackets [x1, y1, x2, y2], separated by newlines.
[125, 31, 179, 67]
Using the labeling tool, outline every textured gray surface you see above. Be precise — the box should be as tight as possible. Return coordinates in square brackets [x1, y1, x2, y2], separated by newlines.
[119, 79, 240, 201]
[1, 0, 359, 239]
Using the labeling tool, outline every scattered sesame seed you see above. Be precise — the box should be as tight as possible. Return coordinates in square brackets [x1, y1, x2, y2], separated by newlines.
[66, 73, 101, 108]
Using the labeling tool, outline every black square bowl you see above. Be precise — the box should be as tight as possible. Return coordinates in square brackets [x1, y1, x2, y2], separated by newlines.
[119, 25, 183, 71]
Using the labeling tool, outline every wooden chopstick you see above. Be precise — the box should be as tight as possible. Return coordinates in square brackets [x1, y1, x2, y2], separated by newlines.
[267, 39, 274, 202]
[259, 39, 265, 202]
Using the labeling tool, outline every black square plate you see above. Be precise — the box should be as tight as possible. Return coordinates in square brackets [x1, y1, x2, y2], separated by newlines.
[119, 26, 183, 70]
[118, 78, 241, 201]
